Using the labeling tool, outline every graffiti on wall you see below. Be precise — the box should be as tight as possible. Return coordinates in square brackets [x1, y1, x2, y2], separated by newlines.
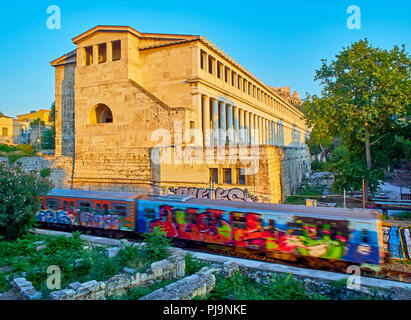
[36, 208, 133, 231]
[139, 203, 380, 265]
[382, 224, 411, 260]
[169, 187, 264, 202]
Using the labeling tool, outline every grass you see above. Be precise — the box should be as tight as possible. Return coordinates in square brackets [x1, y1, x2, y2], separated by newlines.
[286, 185, 326, 205]
[184, 253, 209, 276]
[0, 230, 172, 299]
[204, 271, 325, 300]
[0, 143, 37, 164]
[109, 278, 176, 300]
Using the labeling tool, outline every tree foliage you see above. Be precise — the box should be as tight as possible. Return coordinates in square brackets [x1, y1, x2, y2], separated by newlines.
[0, 163, 53, 240]
[303, 39, 411, 195]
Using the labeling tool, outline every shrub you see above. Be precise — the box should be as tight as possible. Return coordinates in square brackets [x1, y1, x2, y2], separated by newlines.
[141, 226, 171, 262]
[311, 160, 326, 172]
[185, 253, 209, 276]
[0, 163, 53, 240]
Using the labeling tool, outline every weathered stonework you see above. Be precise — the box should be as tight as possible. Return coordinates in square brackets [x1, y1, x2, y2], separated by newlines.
[139, 267, 217, 300]
[0, 155, 72, 188]
[49, 254, 185, 300]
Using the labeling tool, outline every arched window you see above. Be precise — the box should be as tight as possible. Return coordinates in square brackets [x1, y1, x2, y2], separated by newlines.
[89, 104, 113, 124]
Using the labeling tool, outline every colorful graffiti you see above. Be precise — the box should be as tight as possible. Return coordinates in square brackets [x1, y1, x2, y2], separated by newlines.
[382, 223, 411, 260]
[169, 187, 256, 202]
[138, 202, 381, 265]
[36, 208, 133, 231]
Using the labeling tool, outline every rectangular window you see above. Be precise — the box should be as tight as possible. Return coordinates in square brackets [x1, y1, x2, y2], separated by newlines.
[46, 198, 61, 210]
[231, 72, 236, 86]
[84, 46, 93, 66]
[2, 127, 7, 136]
[237, 168, 246, 185]
[225, 67, 230, 83]
[231, 214, 247, 229]
[98, 43, 107, 63]
[208, 56, 214, 74]
[210, 168, 219, 184]
[238, 76, 242, 90]
[111, 203, 129, 216]
[200, 50, 206, 69]
[112, 40, 121, 61]
[217, 62, 223, 79]
[224, 168, 232, 184]
[243, 79, 247, 92]
[143, 207, 156, 220]
[77, 201, 93, 213]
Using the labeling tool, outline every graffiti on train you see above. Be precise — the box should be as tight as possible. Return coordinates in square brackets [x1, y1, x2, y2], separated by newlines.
[382, 224, 411, 260]
[139, 204, 380, 264]
[169, 187, 257, 202]
[36, 209, 133, 231]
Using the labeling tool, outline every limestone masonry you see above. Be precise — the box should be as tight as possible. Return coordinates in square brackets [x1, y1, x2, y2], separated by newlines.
[51, 25, 310, 203]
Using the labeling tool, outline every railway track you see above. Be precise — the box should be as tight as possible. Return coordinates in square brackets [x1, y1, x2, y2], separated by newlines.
[36, 223, 411, 285]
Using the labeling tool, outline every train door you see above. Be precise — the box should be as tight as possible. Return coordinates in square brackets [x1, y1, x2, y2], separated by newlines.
[94, 200, 111, 215]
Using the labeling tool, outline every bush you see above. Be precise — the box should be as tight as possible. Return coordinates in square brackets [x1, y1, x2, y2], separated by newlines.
[141, 226, 171, 262]
[0, 162, 53, 240]
[185, 253, 209, 276]
[311, 160, 327, 172]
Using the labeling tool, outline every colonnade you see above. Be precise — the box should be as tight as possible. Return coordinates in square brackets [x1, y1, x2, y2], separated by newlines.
[201, 95, 285, 146]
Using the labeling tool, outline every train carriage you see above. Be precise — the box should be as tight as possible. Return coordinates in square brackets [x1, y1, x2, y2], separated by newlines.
[38, 189, 384, 271]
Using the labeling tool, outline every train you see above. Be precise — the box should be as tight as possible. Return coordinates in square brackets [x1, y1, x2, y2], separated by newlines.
[36, 189, 385, 272]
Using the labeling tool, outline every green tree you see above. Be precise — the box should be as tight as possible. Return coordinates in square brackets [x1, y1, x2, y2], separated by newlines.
[29, 117, 45, 129]
[0, 163, 53, 240]
[303, 39, 411, 199]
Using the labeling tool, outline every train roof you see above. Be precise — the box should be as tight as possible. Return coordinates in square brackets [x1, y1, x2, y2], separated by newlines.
[44, 190, 379, 220]
[144, 195, 380, 220]
[45, 189, 140, 202]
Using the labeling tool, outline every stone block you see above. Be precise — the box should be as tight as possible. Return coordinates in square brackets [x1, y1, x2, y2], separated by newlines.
[105, 246, 120, 258]
[50, 289, 76, 300]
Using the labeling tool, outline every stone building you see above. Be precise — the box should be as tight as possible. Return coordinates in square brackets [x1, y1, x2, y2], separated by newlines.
[0, 115, 27, 145]
[17, 109, 52, 126]
[51, 25, 310, 203]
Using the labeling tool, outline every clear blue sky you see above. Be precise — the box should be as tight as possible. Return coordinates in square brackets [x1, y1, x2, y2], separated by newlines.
[0, 0, 410, 117]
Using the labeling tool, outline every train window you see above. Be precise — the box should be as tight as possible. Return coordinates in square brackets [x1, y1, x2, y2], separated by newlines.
[111, 204, 129, 216]
[46, 198, 61, 210]
[143, 207, 156, 220]
[69, 201, 74, 211]
[78, 201, 93, 213]
[231, 214, 247, 229]
[63, 201, 68, 210]
[96, 203, 102, 213]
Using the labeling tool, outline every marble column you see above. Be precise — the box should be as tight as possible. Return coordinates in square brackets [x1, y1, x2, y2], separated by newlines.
[233, 107, 239, 145]
[239, 109, 245, 144]
[211, 99, 219, 145]
[227, 104, 233, 145]
[202, 95, 210, 146]
[219, 102, 226, 146]
[249, 113, 255, 145]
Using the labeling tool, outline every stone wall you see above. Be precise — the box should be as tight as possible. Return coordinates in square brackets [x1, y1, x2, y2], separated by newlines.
[0, 155, 72, 189]
[280, 147, 311, 202]
[140, 266, 217, 300]
[49, 254, 185, 300]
